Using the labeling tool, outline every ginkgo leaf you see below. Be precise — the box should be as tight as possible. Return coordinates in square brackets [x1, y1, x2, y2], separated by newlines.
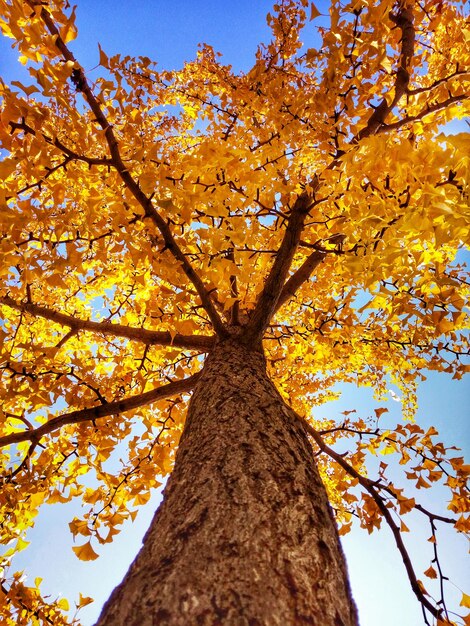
[310, 2, 321, 20]
[417, 580, 429, 596]
[68, 518, 92, 538]
[461, 593, 470, 609]
[15, 538, 30, 552]
[72, 541, 99, 562]
[423, 565, 438, 579]
[77, 593, 94, 608]
[98, 43, 108, 68]
[10, 81, 39, 96]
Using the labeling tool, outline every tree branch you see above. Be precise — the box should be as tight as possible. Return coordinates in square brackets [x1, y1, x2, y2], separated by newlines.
[9, 119, 114, 168]
[377, 93, 468, 134]
[0, 296, 215, 351]
[274, 250, 325, 313]
[296, 413, 446, 623]
[406, 69, 468, 96]
[0, 581, 55, 625]
[0, 373, 200, 448]
[355, 2, 415, 141]
[226, 248, 240, 326]
[244, 191, 316, 342]
[28, 0, 227, 338]
[264, 7, 463, 323]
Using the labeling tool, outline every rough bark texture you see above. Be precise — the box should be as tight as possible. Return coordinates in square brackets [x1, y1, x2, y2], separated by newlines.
[95, 339, 358, 626]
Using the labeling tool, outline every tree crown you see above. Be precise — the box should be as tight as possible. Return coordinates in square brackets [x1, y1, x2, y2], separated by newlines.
[0, 0, 469, 623]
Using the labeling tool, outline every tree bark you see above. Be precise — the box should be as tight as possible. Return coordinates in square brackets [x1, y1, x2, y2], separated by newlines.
[95, 338, 358, 626]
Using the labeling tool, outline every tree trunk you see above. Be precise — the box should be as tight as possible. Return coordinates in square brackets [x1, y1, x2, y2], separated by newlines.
[95, 338, 358, 626]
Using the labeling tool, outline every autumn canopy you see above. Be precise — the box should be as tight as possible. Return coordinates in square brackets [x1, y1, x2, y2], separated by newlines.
[0, 0, 469, 624]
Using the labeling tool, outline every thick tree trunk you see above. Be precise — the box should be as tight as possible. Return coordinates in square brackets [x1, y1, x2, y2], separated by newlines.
[96, 339, 358, 626]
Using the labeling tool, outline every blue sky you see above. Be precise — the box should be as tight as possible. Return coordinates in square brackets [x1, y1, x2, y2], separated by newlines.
[1, 2, 469, 625]
[7, 375, 468, 626]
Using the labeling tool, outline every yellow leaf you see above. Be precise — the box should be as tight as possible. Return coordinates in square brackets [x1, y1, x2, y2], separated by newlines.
[77, 593, 94, 608]
[72, 541, 99, 561]
[69, 517, 91, 537]
[16, 537, 30, 552]
[60, 6, 77, 43]
[397, 497, 415, 515]
[98, 43, 109, 68]
[423, 565, 437, 579]
[47, 488, 70, 504]
[133, 491, 151, 506]
[461, 593, 470, 609]
[417, 580, 429, 596]
[10, 81, 39, 96]
[455, 516, 470, 532]
[310, 3, 321, 20]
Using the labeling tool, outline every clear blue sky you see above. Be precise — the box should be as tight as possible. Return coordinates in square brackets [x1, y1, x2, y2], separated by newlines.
[1, 2, 468, 625]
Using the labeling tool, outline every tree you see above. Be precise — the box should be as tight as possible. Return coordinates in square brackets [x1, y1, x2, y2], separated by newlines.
[0, 0, 469, 623]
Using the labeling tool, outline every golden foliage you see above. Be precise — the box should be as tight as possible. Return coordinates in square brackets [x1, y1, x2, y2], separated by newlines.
[0, 0, 469, 623]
